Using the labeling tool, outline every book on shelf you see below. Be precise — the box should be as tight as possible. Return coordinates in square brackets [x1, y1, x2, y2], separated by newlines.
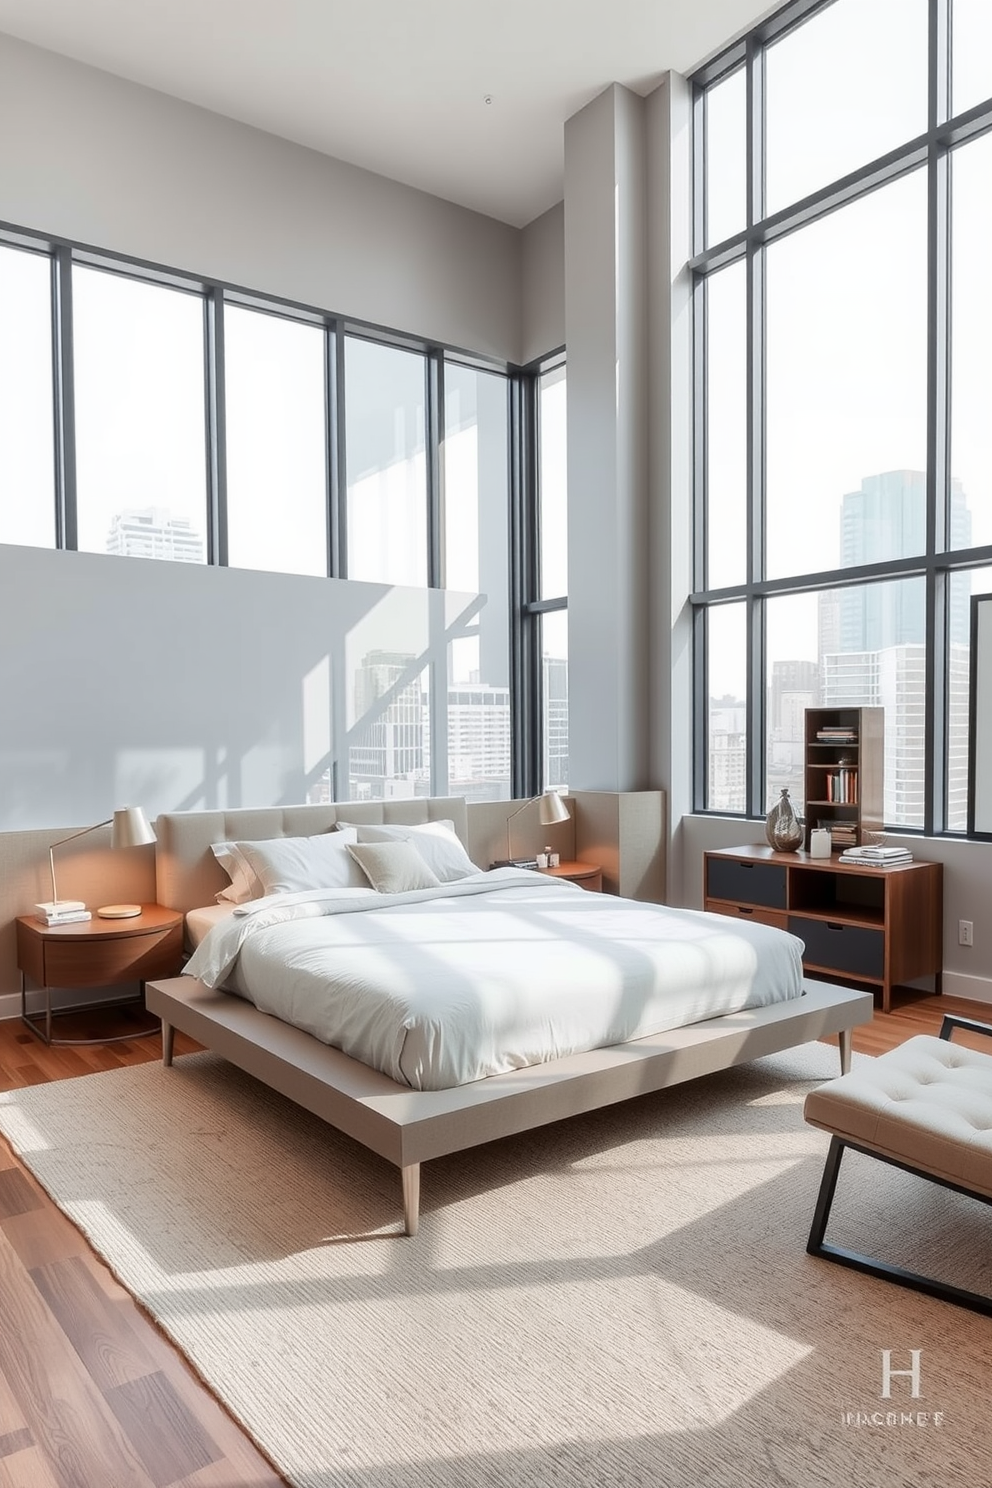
[816, 729, 857, 742]
[825, 767, 858, 804]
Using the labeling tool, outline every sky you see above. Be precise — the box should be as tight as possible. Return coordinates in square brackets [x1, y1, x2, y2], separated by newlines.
[704, 0, 992, 698]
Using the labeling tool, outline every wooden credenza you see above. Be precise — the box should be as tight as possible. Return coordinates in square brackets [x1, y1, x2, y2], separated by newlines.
[703, 845, 942, 1014]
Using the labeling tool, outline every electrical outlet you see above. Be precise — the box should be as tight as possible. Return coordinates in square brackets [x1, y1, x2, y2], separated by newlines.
[959, 919, 974, 947]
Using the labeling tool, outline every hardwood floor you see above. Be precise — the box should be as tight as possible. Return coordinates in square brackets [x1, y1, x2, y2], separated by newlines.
[0, 1010, 285, 1488]
[0, 990, 990, 1488]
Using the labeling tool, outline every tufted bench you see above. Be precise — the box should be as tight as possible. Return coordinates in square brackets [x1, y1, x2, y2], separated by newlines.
[803, 1015, 992, 1316]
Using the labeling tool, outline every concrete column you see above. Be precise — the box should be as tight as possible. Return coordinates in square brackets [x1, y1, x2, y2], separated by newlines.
[563, 84, 649, 792]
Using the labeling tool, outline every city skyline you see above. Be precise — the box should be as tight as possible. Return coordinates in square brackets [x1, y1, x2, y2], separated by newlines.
[709, 468, 983, 831]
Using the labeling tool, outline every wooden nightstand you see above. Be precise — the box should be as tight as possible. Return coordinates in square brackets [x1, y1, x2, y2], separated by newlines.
[16, 904, 185, 1046]
[539, 860, 603, 892]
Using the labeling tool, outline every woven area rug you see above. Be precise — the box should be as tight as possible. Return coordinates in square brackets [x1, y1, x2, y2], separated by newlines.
[1, 1042, 989, 1488]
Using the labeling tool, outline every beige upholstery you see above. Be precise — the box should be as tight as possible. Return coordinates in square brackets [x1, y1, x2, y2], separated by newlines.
[155, 798, 470, 913]
[805, 1035, 992, 1201]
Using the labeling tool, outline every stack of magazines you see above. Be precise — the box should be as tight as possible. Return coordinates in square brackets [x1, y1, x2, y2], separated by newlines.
[839, 844, 913, 866]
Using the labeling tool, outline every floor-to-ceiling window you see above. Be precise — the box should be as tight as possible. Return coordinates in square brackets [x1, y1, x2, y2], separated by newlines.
[692, 0, 992, 836]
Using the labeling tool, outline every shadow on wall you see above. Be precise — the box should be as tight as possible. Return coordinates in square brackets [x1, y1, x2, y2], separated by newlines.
[0, 544, 490, 832]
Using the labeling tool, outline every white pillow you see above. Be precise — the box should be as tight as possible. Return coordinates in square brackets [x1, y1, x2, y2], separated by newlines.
[233, 828, 366, 896]
[211, 841, 264, 904]
[346, 839, 441, 894]
[340, 819, 479, 883]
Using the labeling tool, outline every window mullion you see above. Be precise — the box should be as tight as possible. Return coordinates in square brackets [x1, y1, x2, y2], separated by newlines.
[745, 35, 767, 818]
[51, 246, 77, 551]
[427, 351, 443, 588]
[204, 287, 227, 567]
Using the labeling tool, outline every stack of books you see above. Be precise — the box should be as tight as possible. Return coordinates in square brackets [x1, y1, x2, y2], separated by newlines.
[34, 900, 92, 926]
[839, 845, 913, 867]
[816, 726, 858, 744]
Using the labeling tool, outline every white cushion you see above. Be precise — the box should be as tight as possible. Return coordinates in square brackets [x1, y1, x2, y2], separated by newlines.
[340, 819, 479, 883]
[346, 839, 441, 894]
[233, 828, 366, 896]
[804, 1035, 992, 1200]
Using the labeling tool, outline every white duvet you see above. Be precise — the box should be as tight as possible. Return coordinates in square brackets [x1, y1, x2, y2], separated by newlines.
[183, 869, 805, 1090]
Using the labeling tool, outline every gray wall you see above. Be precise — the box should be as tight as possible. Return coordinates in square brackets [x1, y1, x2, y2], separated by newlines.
[520, 202, 565, 365]
[0, 545, 479, 832]
[0, 33, 522, 362]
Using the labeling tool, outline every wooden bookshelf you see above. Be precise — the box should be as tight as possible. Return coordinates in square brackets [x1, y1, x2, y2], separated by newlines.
[803, 705, 883, 851]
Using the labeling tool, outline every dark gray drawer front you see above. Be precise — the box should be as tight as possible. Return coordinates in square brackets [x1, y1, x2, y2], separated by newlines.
[707, 858, 787, 910]
[791, 916, 884, 980]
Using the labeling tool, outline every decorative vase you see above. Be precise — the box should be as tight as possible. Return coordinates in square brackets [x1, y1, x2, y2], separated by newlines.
[765, 788, 803, 853]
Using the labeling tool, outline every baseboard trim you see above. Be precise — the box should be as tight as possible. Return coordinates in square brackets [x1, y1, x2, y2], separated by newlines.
[0, 992, 19, 1021]
[941, 971, 992, 1006]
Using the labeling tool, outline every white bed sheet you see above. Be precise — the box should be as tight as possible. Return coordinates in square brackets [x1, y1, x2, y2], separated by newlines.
[184, 870, 806, 1091]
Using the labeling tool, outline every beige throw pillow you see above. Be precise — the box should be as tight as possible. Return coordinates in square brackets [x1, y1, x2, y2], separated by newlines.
[346, 840, 441, 894]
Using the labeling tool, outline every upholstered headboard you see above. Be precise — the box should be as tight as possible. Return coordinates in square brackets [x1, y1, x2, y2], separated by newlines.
[155, 798, 470, 912]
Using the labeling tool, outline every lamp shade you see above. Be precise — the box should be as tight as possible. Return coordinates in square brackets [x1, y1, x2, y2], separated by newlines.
[110, 806, 156, 849]
[537, 790, 569, 827]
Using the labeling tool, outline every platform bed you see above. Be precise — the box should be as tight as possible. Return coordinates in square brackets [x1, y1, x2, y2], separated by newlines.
[150, 799, 873, 1236]
[146, 973, 871, 1235]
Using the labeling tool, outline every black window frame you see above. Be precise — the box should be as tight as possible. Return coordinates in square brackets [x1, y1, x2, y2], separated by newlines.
[690, 0, 992, 838]
[0, 217, 535, 796]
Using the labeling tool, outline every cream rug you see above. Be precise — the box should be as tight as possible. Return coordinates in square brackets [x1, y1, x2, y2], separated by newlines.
[1, 1043, 989, 1488]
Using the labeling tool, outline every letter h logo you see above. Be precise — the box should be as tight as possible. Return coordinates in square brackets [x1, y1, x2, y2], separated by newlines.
[881, 1350, 922, 1399]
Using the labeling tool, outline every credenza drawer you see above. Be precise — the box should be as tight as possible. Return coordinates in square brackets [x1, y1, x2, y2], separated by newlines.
[706, 901, 789, 932]
[790, 916, 884, 980]
[706, 858, 788, 910]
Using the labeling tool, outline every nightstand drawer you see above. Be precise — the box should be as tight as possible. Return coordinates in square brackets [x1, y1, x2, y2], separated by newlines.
[790, 916, 884, 980]
[706, 858, 787, 910]
[36, 923, 183, 989]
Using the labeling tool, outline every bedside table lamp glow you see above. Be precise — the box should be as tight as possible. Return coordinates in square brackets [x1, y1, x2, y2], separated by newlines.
[39, 806, 157, 922]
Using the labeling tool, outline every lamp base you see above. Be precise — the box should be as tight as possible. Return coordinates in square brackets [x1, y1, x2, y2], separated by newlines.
[96, 903, 143, 919]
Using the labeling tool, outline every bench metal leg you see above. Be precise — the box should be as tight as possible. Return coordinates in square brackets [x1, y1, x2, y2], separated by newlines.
[807, 1136, 992, 1317]
[401, 1164, 420, 1237]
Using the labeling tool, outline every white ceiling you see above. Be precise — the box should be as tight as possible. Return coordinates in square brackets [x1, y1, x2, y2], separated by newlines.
[0, 0, 775, 227]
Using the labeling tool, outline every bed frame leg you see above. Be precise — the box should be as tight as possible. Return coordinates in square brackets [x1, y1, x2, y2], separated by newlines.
[402, 1164, 420, 1236]
[838, 1028, 852, 1075]
[162, 1021, 175, 1068]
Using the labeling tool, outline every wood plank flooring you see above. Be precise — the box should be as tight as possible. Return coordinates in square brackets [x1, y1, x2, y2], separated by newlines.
[0, 1011, 285, 1488]
[0, 990, 990, 1488]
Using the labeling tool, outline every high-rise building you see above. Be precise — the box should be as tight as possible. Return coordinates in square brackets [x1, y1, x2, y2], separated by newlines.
[767, 659, 818, 808]
[709, 698, 746, 811]
[106, 507, 204, 563]
[837, 471, 971, 650]
[820, 470, 973, 827]
[543, 654, 568, 788]
[447, 683, 511, 802]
